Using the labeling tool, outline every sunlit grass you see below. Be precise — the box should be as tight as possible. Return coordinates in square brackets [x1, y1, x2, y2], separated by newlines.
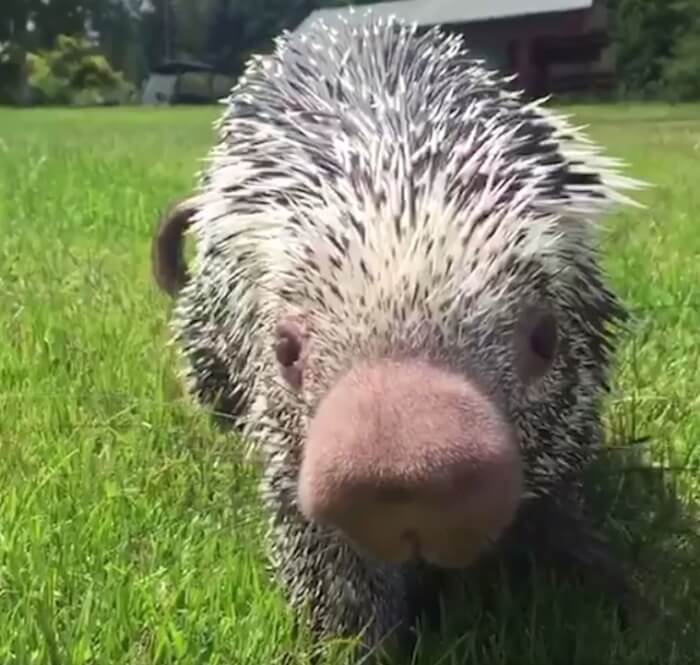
[1, 103, 699, 664]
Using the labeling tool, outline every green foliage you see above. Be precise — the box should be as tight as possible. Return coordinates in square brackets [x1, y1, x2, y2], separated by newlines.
[0, 41, 27, 104]
[202, 0, 378, 79]
[26, 34, 135, 106]
[91, 0, 149, 88]
[660, 1, 700, 101]
[608, 0, 684, 98]
[608, 0, 700, 100]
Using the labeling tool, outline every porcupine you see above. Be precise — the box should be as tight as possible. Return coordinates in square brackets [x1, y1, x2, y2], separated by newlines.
[151, 10, 648, 658]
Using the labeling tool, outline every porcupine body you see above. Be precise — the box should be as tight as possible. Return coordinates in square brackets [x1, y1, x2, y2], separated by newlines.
[167, 10, 645, 654]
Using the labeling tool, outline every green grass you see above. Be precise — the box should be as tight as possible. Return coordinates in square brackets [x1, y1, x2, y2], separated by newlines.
[1, 102, 699, 664]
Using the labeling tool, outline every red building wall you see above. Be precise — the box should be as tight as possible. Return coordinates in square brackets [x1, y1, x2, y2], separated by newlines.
[444, 5, 611, 97]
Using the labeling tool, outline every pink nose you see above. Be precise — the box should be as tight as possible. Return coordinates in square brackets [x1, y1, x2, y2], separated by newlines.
[297, 359, 523, 568]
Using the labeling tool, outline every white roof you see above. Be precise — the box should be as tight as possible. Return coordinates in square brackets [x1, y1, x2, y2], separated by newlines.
[295, 0, 594, 34]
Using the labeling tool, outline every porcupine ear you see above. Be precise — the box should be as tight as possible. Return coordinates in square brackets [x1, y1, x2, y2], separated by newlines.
[151, 196, 198, 296]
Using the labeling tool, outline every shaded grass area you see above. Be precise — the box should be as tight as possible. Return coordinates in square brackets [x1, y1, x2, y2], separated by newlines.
[0, 103, 699, 664]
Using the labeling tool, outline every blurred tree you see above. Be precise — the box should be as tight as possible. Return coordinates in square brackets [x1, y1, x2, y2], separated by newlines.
[201, 0, 377, 77]
[660, 0, 700, 100]
[0, 0, 387, 100]
[140, 0, 177, 68]
[91, 1, 141, 80]
[203, 0, 314, 75]
[607, 0, 687, 98]
[31, 0, 92, 48]
[171, 0, 218, 60]
[26, 32, 135, 104]
[0, 0, 35, 103]
[608, 0, 700, 100]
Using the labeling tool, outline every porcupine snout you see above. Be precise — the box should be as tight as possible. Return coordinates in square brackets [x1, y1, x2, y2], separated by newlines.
[297, 359, 523, 569]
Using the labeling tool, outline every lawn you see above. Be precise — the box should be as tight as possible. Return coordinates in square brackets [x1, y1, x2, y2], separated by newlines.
[0, 102, 699, 665]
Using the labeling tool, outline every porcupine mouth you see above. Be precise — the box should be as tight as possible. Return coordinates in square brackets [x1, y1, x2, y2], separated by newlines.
[342, 529, 496, 569]
[326, 500, 507, 570]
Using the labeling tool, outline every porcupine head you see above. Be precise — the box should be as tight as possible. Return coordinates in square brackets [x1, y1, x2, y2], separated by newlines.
[166, 11, 645, 653]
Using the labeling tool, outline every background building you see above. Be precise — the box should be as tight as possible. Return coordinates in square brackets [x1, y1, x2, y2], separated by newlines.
[295, 0, 615, 98]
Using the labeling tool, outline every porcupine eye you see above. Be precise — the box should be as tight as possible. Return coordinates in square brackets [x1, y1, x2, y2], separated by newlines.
[529, 312, 557, 364]
[274, 321, 303, 389]
[515, 306, 559, 385]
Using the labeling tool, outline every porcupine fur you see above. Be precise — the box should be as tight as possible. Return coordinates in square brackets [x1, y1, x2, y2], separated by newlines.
[165, 9, 646, 655]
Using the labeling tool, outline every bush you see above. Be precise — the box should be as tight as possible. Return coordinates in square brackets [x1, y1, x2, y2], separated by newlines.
[660, 4, 700, 101]
[608, 0, 700, 101]
[26, 34, 136, 106]
[0, 41, 28, 105]
[607, 0, 685, 99]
